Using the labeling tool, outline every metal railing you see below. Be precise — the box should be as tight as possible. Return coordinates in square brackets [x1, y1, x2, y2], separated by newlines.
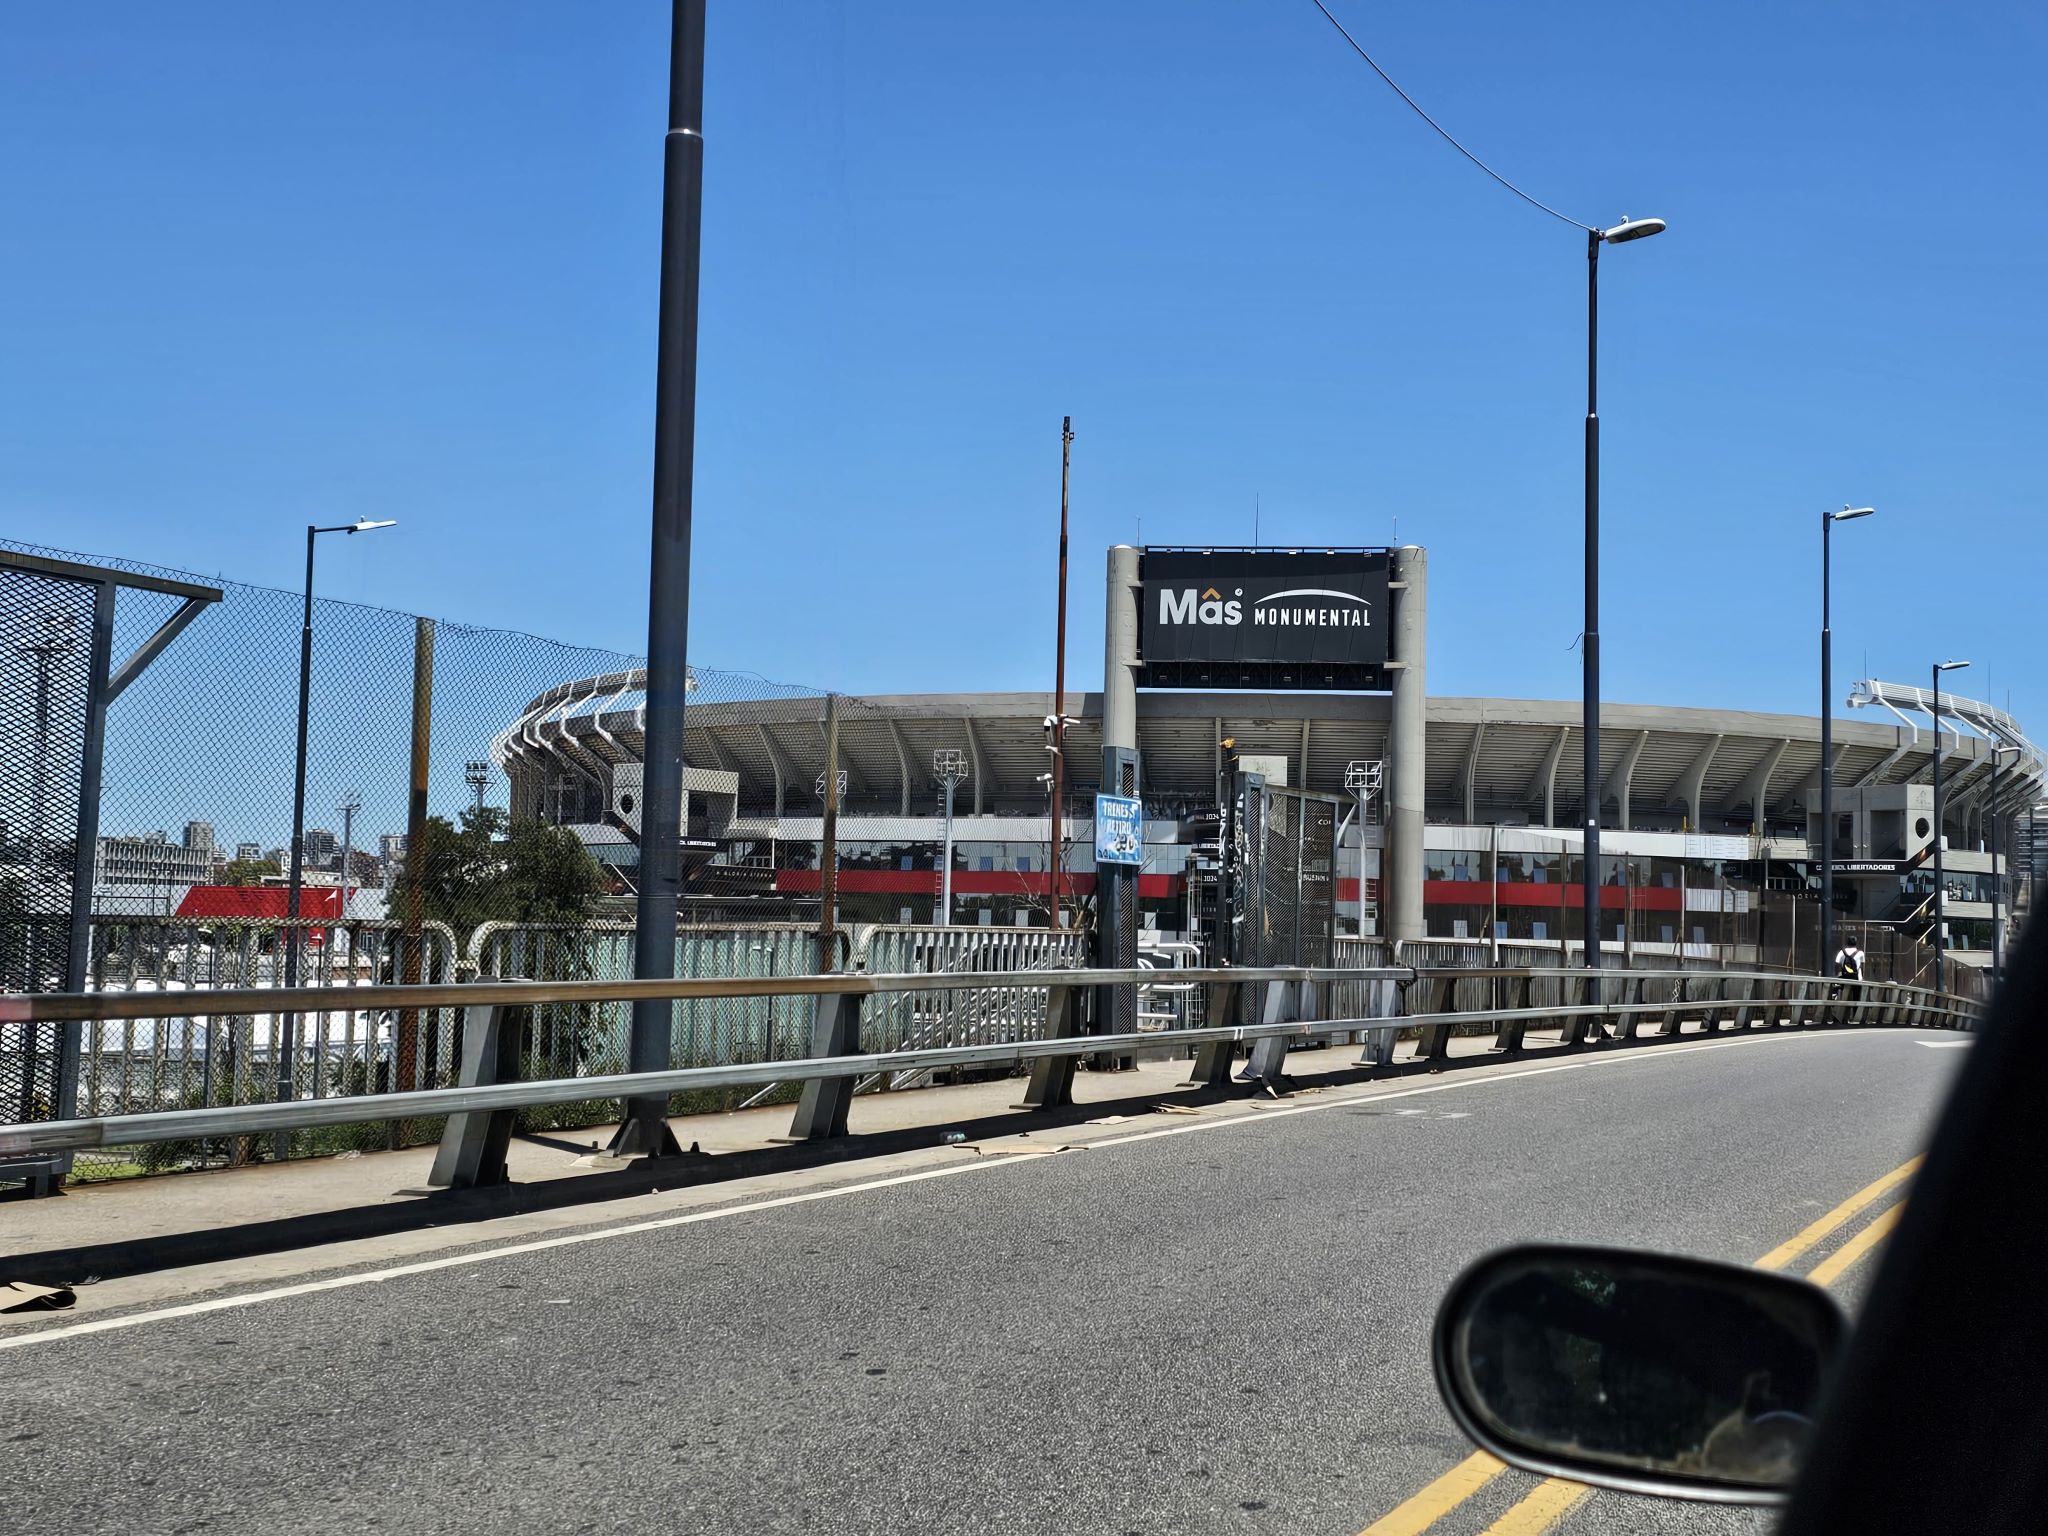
[16, 917, 462, 1177]
[1, 963, 1980, 1189]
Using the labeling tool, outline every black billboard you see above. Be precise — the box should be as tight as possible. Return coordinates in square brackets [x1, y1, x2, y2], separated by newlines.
[1138, 548, 1392, 690]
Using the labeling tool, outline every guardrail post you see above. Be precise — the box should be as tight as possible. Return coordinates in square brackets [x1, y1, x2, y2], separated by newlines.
[1018, 984, 1082, 1109]
[1659, 975, 1686, 1036]
[427, 994, 524, 1189]
[1189, 978, 1243, 1086]
[1412, 974, 1455, 1062]
[1556, 972, 1589, 1047]
[1357, 976, 1401, 1067]
[1613, 974, 1646, 1041]
[1243, 978, 1303, 1089]
[1727, 975, 1751, 1031]
[787, 990, 859, 1140]
[1492, 972, 1531, 1052]
[1745, 978, 1769, 1030]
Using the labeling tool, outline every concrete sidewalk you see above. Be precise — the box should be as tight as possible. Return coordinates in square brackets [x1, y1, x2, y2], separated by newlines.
[0, 1024, 1611, 1280]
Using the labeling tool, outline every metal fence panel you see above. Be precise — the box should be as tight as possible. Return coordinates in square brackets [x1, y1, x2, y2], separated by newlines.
[852, 924, 1087, 1056]
[1, 565, 99, 1184]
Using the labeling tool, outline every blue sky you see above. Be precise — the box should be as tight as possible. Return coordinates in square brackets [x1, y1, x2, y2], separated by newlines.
[4, 1, 2043, 728]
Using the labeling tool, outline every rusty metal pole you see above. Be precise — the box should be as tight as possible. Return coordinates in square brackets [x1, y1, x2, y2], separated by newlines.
[395, 618, 432, 1127]
[1049, 416, 1072, 930]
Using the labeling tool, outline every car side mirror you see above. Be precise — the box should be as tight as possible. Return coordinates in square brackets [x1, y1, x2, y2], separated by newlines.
[1432, 1244, 1848, 1505]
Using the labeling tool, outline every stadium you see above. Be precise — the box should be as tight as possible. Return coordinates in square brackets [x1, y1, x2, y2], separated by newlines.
[493, 547, 2044, 977]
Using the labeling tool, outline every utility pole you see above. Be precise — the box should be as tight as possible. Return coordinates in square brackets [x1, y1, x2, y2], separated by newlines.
[336, 789, 361, 943]
[615, 0, 706, 1158]
[1048, 416, 1073, 930]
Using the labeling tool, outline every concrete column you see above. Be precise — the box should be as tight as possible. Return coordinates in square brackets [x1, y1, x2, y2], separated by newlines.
[1098, 545, 1143, 1028]
[1387, 545, 1427, 945]
[1103, 546, 1140, 757]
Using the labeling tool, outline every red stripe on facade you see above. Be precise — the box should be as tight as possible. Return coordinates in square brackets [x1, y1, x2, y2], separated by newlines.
[771, 870, 1186, 898]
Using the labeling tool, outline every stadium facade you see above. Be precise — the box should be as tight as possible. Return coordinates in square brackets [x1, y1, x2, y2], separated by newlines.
[494, 547, 2044, 972]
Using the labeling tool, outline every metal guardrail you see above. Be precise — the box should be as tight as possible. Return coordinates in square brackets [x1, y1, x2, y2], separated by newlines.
[0, 964, 1979, 1181]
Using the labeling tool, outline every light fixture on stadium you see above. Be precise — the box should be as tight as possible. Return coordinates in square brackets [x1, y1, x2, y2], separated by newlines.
[347, 519, 398, 534]
[1831, 506, 1875, 522]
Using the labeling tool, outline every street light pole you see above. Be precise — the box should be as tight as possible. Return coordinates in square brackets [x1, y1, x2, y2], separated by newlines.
[1820, 507, 1875, 976]
[933, 748, 966, 927]
[279, 519, 395, 1141]
[616, 0, 707, 1159]
[1930, 659, 1970, 994]
[1580, 215, 1664, 971]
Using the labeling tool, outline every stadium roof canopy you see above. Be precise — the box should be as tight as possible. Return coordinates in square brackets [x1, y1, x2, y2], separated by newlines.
[496, 675, 2046, 836]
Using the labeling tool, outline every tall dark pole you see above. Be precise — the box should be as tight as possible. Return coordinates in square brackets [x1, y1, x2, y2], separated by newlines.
[1991, 746, 2005, 984]
[1581, 230, 1602, 969]
[1932, 663, 1947, 995]
[279, 524, 317, 1133]
[1049, 416, 1072, 930]
[615, 0, 705, 1158]
[1820, 515, 1834, 976]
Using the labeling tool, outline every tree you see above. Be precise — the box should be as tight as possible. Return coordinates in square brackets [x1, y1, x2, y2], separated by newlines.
[216, 857, 280, 886]
[409, 805, 605, 943]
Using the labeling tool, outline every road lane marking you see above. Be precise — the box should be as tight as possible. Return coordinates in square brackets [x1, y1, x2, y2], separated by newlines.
[1475, 1479, 1591, 1534]
[1353, 1153, 1920, 1535]
[1807, 1202, 1903, 1287]
[0, 1029, 1867, 1352]
[1753, 1155, 1920, 1272]
[1356, 1451, 1508, 1536]
[1915, 1040, 1970, 1049]
[1480, 1201, 1913, 1536]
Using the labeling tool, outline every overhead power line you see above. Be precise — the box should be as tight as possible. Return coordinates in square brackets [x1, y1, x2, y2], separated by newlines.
[1306, 0, 1595, 234]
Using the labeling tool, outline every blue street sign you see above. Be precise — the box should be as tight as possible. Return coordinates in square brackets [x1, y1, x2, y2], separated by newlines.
[1094, 793, 1144, 867]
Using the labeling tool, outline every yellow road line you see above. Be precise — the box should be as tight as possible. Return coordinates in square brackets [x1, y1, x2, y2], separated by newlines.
[1754, 1155, 1920, 1271]
[1807, 1202, 1903, 1287]
[1357, 1451, 1508, 1536]
[1463, 1195, 1914, 1536]
[1355, 1155, 1920, 1536]
[1475, 1479, 1592, 1535]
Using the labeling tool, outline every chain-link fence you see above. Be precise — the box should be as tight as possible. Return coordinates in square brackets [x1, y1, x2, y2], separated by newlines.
[0, 539, 1105, 1184]
[1, 562, 96, 1135]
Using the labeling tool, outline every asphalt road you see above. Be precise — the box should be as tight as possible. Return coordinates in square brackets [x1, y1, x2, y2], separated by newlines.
[2, 1029, 1960, 1536]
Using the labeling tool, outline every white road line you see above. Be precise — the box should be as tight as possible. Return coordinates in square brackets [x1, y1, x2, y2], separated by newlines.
[1, 1029, 1864, 1352]
[1915, 1040, 1971, 1049]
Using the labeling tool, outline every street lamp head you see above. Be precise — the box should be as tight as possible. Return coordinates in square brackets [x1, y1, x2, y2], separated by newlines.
[348, 519, 398, 534]
[1600, 215, 1667, 245]
[1831, 506, 1876, 522]
[1937, 660, 1972, 673]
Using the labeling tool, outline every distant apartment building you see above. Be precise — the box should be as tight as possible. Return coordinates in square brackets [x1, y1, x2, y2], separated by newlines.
[183, 821, 216, 854]
[234, 842, 263, 862]
[302, 829, 338, 868]
[96, 831, 214, 886]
